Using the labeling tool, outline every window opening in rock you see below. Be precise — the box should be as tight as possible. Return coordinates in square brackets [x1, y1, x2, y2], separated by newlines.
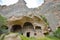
[35, 26, 41, 29]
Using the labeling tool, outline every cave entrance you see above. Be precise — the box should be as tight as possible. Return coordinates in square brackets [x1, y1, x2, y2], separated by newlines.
[23, 22, 34, 29]
[11, 24, 22, 32]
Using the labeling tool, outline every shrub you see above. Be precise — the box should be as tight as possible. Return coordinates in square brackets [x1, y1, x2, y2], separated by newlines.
[0, 15, 7, 35]
[53, 27, 60, 38]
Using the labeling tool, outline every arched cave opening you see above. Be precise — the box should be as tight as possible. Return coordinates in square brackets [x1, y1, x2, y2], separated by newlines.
[23, 22, 34, 29]
[11, 25, 22, 32]
[23, 22, 34, 37]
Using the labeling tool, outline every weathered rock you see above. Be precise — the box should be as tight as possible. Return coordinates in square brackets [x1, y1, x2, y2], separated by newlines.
[4, 33, 21, 40]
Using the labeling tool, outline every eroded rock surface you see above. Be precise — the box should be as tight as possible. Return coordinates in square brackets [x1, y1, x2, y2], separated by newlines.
[4, 33, 21, 40]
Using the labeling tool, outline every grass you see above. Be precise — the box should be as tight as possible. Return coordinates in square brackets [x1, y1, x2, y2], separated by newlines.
[0, 33, 60, 40]
[20, 35, 60, 40]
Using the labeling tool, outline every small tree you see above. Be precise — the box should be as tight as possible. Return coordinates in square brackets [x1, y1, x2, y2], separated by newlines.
[0, 15, 7, 26]
[0, 15, 8, 35]
[53, 27, 60, 39]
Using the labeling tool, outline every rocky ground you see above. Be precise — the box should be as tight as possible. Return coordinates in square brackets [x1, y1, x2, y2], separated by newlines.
[4, 33, 21, 40]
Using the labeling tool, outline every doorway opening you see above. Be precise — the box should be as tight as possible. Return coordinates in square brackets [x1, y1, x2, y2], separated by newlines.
[21, 33, 23, 35]
[34, 33, 37, 36]
[26, 32, 30, 37]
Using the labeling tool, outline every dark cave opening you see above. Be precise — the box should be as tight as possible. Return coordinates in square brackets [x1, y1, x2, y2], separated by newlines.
[11, 25, 22, 32]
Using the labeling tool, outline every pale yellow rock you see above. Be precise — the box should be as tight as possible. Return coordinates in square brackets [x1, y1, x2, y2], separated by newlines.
[4, 33, 21, 40]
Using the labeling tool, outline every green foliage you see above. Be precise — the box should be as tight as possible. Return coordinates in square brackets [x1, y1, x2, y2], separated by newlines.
[53, 28, 60, 38]
[0, 25, 8, 34]
[46, 35, 60, 40]
[0, 15, 7, 26]
[20, 35, 30, 40]
[0, 34, 59, 40]
[0, 34, 6, 40]
[20, 35, 36, 40]
[0, 15, 7, 35]
[40, 15, 49, 25]
[20, 35, 60, 40]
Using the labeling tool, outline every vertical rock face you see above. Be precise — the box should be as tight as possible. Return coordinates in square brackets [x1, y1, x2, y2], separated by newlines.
[54, 10, 60, 26]
[39, 0, 60, 31]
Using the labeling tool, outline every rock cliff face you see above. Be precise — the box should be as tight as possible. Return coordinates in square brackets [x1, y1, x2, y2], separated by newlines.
[0, 0, 60, 31]
[40, 0, 60, 31]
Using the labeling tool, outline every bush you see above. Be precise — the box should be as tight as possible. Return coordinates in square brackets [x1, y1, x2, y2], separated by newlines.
[0, 15, 7, 26]
[0, 34, 59, 40]
[53, 28, 60, 38]
[20, 35, 59, 40]
[0, 15, 7, 35]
